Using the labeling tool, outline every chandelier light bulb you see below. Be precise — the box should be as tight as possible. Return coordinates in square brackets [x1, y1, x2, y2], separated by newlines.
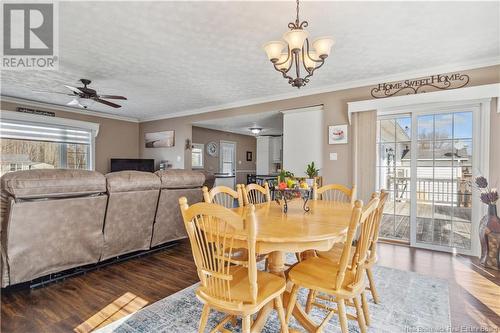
[312, 37, 335, 58]
[283, 29, 309, 52]
[277, 53, 292, 71]
[303, 51, 318, 70]
[263, 41, 286, 62]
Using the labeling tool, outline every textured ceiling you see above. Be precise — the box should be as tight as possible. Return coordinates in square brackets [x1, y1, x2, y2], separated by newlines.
[1, 1, 499, 121]
[194, 110, 283, 136]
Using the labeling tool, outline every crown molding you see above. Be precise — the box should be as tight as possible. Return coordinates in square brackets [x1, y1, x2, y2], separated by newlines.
[0, 96, 140, 123]
[139, 56, 500, 122]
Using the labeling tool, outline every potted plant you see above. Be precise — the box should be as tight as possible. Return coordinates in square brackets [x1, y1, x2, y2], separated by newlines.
[475, 176, 500, 269]
[305, 162, 319, 187]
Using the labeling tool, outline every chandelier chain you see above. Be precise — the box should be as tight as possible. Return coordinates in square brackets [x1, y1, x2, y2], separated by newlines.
[295, 0, 300, 26]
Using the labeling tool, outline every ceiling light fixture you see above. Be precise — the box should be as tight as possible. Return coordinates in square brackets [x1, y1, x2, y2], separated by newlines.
[263, 0, 335, 88]
[250, 127, 262, 135]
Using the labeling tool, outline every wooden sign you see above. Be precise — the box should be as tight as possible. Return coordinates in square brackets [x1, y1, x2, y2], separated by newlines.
[371, 73, 470, 98]
[16, 107, 55, 117]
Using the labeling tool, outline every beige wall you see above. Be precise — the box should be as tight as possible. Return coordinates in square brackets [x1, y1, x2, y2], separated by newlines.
[192, 126, 256, 184]
[140, 65, 500, 186]
[1, 101, 139, 174]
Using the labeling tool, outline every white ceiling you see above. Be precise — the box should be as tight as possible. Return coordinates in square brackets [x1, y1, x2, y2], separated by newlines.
[194, 110, 283, 136]
[1, 1, 499, 121]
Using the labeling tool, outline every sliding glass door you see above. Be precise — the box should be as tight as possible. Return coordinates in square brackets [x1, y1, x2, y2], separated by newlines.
[413, 111, 474, 252]
[376, 115, 412, 241]
[377, 106, 478, 254]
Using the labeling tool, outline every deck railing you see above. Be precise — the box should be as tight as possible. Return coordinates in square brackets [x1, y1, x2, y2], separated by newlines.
[389, 176, 472, 207]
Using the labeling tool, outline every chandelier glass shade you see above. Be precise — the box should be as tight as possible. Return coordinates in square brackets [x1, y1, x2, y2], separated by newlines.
[263, 0, 334, 88]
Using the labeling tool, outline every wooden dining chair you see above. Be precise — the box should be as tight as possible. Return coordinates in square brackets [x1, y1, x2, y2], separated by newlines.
[203, 185, 244, 208]
[314, 190, 389, 305]
[242, 182, 271, 205]
[313, 183, 357, 205]
[285, 195, 380, 333]
[178, 197, 289, 333]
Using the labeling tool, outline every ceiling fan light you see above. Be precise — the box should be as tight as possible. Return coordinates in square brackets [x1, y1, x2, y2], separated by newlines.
[312, 37, 335, 58]
[263, 41, 286, 62]
[250, 127, 262, 135]
[283, 29, 308, 51]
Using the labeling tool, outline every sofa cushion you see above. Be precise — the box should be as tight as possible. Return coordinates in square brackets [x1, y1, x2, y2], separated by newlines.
[1, 169, 106, 199]
[106, 171, 160, 193]
[155, 169, 205, 189]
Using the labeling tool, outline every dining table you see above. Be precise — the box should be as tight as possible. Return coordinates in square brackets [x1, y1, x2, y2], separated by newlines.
[231, 198, 353, 333]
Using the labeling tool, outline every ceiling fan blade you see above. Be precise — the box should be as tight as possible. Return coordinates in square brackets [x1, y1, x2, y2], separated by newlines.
[33, 90, 72, 95]
[67, 98, 78, 106]
[95, 98, 121, 108]
[64, 85, 83, 94]
[98, 95, 127, 100]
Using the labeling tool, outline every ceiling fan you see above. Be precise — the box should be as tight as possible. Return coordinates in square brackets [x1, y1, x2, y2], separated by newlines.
[33, 79, 127, 109]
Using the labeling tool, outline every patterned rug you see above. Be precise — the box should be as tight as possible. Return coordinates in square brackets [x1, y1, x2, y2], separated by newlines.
[96, 261, 451, 333]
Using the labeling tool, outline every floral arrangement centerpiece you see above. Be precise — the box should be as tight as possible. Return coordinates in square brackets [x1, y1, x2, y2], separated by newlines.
[275, 170, 311, 213]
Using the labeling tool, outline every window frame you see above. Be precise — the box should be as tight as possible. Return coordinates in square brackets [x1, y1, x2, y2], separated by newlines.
[191, 143, 204, 169]
[0, 110, 99, 171]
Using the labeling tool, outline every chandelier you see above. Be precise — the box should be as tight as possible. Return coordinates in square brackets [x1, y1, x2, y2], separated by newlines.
[263, 0, 335, 88]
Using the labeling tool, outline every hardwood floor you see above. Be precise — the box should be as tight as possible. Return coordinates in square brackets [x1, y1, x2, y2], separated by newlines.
[1, 239, 499, 332]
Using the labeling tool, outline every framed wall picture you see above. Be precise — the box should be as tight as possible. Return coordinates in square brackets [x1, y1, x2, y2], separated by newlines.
[246, 151, 252, 161]
[328, 124, 348, 144]
[145, 130, 175, 148]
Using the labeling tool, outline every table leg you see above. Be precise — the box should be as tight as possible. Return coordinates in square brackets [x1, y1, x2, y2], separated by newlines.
[268, 251, 286, 277]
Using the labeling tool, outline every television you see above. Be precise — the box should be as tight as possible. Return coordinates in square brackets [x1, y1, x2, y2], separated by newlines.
[110, 158, 155, 173]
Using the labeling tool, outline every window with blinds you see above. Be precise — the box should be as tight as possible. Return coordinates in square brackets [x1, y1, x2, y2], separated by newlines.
[0, 119, 93, 176]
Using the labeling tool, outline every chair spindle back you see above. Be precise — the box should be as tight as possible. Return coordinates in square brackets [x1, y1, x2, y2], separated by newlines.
[334, 195, 380, 291]
[367, 190, 389, 263]
[313, 184, 357, 205]
[179, 198, 257, 306]
[203, 185, 244, 208]
[243, 182, 271, 205]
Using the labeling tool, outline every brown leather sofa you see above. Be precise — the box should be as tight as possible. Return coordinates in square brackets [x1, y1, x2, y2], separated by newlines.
[102, 171, 161, 260]
[0, 168, 208, 287]
[151, 170, 205, 247]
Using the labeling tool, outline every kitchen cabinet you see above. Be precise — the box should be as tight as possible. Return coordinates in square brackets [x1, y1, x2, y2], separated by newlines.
[257, 136, 282, 175]
[270, 136, 282, 163]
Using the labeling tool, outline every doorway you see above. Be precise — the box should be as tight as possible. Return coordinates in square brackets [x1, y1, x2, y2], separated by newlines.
[219, 140, 236, 187]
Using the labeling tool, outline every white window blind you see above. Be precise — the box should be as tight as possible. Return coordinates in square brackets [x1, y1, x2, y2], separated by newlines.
[0, 120, 92, 145]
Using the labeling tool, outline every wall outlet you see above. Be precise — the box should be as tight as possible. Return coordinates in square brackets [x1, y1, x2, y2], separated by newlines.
[329, 153, 338, 161]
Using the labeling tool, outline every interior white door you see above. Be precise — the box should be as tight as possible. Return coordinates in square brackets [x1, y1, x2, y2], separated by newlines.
[219, 140, 236, 188]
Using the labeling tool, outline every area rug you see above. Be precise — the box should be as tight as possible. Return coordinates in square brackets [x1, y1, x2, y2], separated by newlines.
[97, 264, 451, 333]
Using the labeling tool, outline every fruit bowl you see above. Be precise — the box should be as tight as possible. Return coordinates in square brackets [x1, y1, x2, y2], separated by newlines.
[274, 187, 312, 213]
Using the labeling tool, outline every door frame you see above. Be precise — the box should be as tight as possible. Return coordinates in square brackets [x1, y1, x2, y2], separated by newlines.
[384, 99, 491, 256]
[219, 140, 237, 187]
